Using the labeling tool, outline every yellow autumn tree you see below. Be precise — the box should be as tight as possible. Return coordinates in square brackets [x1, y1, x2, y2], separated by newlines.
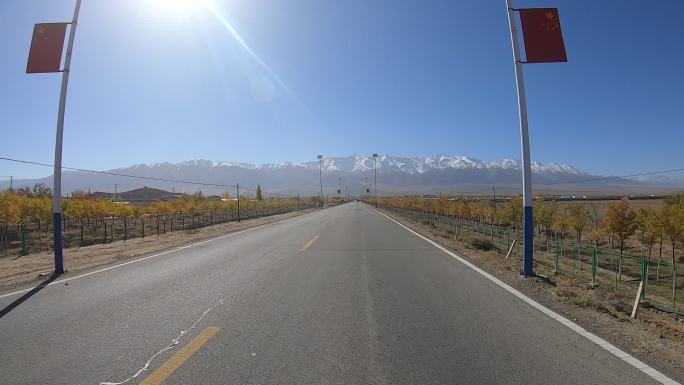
[603, 201, 638, 280]
[0, 191, 21, 225]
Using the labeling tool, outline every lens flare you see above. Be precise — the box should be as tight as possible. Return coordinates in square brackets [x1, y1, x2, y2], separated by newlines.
[148, 0, 304, 106]
[204, 2, 300, 102]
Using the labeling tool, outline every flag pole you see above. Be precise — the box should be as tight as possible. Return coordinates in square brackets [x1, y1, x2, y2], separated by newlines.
[53, 0, 82, 275]
[506, 0, 534, 277]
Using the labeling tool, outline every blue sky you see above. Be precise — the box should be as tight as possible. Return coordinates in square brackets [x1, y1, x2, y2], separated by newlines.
[1, 0, 683, 180]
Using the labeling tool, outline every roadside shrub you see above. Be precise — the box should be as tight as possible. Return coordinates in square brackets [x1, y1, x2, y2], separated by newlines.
[470, 238, 495, 251]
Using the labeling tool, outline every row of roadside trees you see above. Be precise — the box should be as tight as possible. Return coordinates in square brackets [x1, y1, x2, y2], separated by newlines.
[0, 185, 314, 256]
[379, 194, 684, 268]
[0, 184, 287, 225]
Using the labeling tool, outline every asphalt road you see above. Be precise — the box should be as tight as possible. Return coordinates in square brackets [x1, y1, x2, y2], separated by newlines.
[0, 202, 672, 385]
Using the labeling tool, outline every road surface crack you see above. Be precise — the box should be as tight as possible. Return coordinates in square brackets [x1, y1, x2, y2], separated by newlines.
[99, 272, 265, 385]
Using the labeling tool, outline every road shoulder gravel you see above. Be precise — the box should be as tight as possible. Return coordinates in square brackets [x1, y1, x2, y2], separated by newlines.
[0, 209, 317, 292]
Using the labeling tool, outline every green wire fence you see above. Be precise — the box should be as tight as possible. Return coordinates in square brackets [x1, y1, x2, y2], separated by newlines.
[381, 205, 683, 316]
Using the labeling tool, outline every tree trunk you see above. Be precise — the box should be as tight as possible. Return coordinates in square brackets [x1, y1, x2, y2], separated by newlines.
[618, 242, 624, 282]
[673, 242, 677, 309]
[577, 232, 582, 271]
[647, 235, 654, 263]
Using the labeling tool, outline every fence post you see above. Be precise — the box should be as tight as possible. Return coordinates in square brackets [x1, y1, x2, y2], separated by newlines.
[20, 224, 27, 255]
[490, 222, 494, 242]
[554, 240, 560, 273]
[591, 247, 598, 287]
[674, 263, 677, 312]
[615, 250, 619, 290]
[640, 258, 648, 303]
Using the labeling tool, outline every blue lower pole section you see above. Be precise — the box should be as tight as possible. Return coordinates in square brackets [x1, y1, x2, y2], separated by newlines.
[522, 205, 534, 276]
[53, 212, 64, 275]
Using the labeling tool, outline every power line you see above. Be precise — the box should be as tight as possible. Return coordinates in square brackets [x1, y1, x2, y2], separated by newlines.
[538, 168, 684, 186]
[0, 156, 293, 198]
[369, 167, 684, 192]
[0, 156, 240, 188]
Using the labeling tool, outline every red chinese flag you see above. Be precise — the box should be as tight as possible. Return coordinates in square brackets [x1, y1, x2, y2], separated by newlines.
[26, 23, 68, 73]
[518, 8, 567, 63]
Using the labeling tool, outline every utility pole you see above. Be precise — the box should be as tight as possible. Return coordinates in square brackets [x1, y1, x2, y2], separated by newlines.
[236, 183, 241, 222]
[114, 183, 117, 202]
[317, 155, 324, 209]
[372, 154, 378, 208]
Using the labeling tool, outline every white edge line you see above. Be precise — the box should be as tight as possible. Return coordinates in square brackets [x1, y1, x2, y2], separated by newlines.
[0, 210, 317, 300]
[375, 209, 681, 385]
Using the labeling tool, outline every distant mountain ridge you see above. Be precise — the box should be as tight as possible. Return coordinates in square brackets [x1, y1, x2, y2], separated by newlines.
[132, 155, 585, 175]
[1, 155, 678, 196]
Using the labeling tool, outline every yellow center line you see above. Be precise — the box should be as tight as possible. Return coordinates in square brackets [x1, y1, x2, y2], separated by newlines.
[300, 235, 320, 252]
[139, 326, 220, 385]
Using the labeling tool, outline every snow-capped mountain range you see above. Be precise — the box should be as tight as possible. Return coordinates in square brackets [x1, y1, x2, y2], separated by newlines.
[134, 155, 585, 175]
[4, 154, 676, 196]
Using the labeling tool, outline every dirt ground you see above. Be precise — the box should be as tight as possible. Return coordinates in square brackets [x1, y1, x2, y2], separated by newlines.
[0, 209, 316, 291]
[379, 207, 684, 382]
[556, 198, 665, 216]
